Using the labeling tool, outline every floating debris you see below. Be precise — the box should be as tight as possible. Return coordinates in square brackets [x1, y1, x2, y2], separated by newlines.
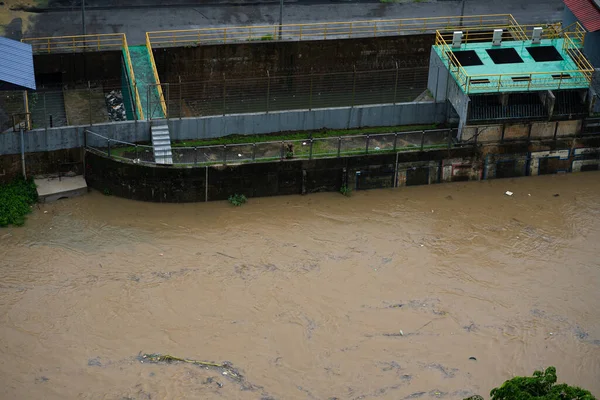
[137, 353, 253, 389]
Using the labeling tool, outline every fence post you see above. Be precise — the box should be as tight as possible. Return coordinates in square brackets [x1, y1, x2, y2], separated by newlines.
[420, 130, 425, 151]
[194, 147, 198, 165]
[252, 143, 256, 162]
[351, 65, 357, 108]
[43, 92, 48, 130]
[222, 73, 227, 116]
[309, 68, 314, 111]
[88, 81, 93, 125]
[107, 139, 111, 157]
[393, 132, 398, 151]
[135, 144, 138, 160]
[337, 137, 342, 157]
[133, 82, 138, 121]
[147, 85, 151, 120]
[179, 76, 183, 119]
[280, 141, 284, 161]
[223, 145, 227, 165]
[393, 62, 399, 105]
[166, 83, 170, 120]
[365, 135, 370, 154]
[309, 139, 313, 160]
[266, 70, 271, 113]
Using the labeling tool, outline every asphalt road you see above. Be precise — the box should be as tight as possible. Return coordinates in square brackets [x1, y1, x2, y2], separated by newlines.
[16, 0, 565, 44]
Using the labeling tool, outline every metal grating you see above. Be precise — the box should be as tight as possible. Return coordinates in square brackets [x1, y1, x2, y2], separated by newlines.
[468, 93, 548, 121]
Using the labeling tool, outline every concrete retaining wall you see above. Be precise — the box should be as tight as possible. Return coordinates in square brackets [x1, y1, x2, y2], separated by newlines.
[0, 121, 151, 156]
[167, 102, 447, 141]
[1, 102, 446, 156]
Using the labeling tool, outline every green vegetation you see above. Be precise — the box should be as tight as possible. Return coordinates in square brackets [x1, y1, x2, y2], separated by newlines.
[0, 178, 38, 227]
[260, 34, 274, 41]
[228, 194, 247, 206]
[464, 367, 596, 400]
[172, 124, 438, 148]
[339, 185, 352, 197]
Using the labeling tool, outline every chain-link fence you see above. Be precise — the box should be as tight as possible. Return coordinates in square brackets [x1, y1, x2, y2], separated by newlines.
[150, 66, 429, 119]
[86, 128, 457, 166]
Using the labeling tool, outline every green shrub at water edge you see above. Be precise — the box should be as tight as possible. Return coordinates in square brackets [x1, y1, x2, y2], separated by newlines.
[0, 178, 38, 227]
[464, 367, 596, 400]
[339, 185, 352, 197]
[228, 194, 247, 206]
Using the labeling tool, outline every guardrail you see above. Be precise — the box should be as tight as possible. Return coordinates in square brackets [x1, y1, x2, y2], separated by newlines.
[122, 36, 145, 120]
[435, 31, 470, 91]
[145, 34, 167, 117]
[22, 33, 126, 54]
[435, 24, 594, 94]
[85, 128, 458, 166]
[146, 14, 520, 47]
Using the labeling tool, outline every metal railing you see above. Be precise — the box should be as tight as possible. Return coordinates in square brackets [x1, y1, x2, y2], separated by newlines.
[146, 14, 521, 47]
[22, 33, 126, 54]
[85, 128, 458, 166]
[122, 36, 145, 120]
[435, 26, 594, 94]
[1, 82, 138, 130]
[435, 31, 470, 91]
[437, 23, 561, 44]
[147, 66, 429, 119]
[145, 35, 167, 117]
[22, 33, 144, 120]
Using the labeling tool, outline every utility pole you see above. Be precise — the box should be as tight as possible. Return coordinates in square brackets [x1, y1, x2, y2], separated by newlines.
[278, 0, 283, 40]
[82, 0, 86, 36]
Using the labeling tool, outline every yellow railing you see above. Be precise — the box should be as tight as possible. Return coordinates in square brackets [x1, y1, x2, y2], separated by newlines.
[147, 14, 521, 47]
[22, 33, 125, 54]
[437, 23, 563, 45]
[435, 28, 593, 93]
[435, 31, 470, 91]
[465, 70, 591, 93]
[122, 36, 145, 120]
[563, 34, 594, 82]
[145, 34, 168, 118]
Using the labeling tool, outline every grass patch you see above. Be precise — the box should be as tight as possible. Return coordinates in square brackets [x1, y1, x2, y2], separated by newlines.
[173, 124, 438, 148]
[0, 178, 38, 227]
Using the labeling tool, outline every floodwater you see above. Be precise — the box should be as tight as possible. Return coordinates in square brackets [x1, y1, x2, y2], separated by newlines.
[1, 173, 599, 400]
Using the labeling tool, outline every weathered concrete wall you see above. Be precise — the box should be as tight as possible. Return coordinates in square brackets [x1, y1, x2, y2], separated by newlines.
[460, 120, 585, 143]
[0, 102, 445, 156]
[0, 147, 83, 183]
[0, 121, 151, 156]
[83, 136, 600, 203]
[33, 51, 123, 85]
[154, 35, 435, 82]
[84, 146, 473, 202]
[427, 48, 450, 103]
[168, 102, 447, 141]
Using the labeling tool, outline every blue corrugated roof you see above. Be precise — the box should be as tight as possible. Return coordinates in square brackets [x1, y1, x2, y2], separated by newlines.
[0, 37, 36, 91]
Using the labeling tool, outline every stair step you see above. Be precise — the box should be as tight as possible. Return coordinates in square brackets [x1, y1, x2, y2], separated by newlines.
[152, 133, 170, 140]
[153, 139, 171, 145]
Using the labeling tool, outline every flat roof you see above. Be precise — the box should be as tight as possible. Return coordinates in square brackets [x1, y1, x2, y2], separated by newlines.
[433, 38, 590, 94]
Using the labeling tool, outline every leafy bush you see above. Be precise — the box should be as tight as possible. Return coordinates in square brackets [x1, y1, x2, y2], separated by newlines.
[0, 178, 38, 227]
[228, 194, 247, 206]
[339, 185, 352, 197]
[465, 367, 596, 400]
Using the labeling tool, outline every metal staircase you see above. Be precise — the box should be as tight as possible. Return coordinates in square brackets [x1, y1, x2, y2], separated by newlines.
[151, 121, 172, 164]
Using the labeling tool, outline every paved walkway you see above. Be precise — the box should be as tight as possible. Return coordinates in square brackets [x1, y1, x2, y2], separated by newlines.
[16, 0, 564, 45]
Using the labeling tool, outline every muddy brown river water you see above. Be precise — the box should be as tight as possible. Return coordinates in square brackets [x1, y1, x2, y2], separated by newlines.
[1, 173, 599, 400]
